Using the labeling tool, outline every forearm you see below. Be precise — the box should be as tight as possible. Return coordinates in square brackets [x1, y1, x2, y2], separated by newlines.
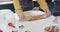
[13, 0, 23, 13]
[37, 0, 49, 11]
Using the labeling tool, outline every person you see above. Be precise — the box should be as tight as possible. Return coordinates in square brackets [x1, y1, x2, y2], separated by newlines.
[46, 0, 52, 4]
[46, 0, 54, 12]
[53, 0, 60, 23]
[32, 0, 40, 10]
[13, 0, 51, 21]
[52, 1, 60, 32]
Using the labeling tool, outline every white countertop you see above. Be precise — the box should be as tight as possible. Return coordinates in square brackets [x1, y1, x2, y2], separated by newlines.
[0, 9, 59, 32]
[0, 1, 13, 5]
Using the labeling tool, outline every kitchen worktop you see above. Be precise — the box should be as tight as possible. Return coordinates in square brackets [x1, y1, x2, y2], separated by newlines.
[0, 1, 15, 13]
[0, 1, 13, 5]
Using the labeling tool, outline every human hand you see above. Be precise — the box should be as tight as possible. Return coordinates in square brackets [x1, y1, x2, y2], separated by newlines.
[17, 12, 25, 21]
[48, 26, 58, 32]
[44, 10, 51, 17]
[44, 26, 58, 32]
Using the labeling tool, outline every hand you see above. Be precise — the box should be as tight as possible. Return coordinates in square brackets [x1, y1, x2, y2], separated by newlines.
[44, 10, 51, 17]
[48, 26, 58, 32]
[17, 12, 25, 21]
[44, 26, 58, 32]
[33, 7, 39, 10]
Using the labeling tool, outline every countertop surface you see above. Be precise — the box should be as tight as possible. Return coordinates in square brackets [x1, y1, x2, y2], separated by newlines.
[0, 1, 13, 5]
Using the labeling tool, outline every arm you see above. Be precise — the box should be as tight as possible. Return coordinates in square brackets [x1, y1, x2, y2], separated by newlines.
[37, 0, 51, 16]
[13, 0, 25, 21]
[13, 0, 23, 13]
[37, 0, 49, 11]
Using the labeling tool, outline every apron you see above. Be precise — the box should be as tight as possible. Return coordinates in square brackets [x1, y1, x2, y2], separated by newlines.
[53, 0, 60, 16]
[19, 0, 34, 11]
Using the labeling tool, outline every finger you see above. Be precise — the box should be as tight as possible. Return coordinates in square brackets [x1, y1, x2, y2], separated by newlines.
[19, 17, 24, 21]
[45, 12, 50, 16]
[48, 27, 52, 31]
[54, 27, 58, 32]
[20, 16, 26, 21]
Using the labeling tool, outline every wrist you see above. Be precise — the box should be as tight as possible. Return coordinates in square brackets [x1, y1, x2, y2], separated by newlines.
[44, 9, 50, 12]
[15, 9, 23, 13]
[16, 10, 23, 17]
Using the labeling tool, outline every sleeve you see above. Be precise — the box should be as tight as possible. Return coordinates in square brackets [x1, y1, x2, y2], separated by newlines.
[13, 0, 23, 13]
[37, 0, 49, 11]
[33, 1, 40, 7]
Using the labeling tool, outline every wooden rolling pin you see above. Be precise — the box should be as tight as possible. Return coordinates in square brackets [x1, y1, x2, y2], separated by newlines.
[25, 14, 46, 21]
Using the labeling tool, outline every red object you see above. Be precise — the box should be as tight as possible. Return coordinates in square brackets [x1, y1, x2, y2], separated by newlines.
[48, 26, 55, 32]
[8, 23, 15, 28]
[0, 30, 3, 32]
[48, 30, 54, 32]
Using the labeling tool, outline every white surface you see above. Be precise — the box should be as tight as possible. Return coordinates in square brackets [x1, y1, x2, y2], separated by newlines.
[0, 9, 59, 32]
[56, 17, 60, 29]
[0, 1, 13, 5]
[52, 0, 54, 2]
[0, 0, 11, 2]
[15, 15, 55, 32]
[0, 9, 16, 32]
[14, 11, 58, 32]
[33, 0, 37, 1]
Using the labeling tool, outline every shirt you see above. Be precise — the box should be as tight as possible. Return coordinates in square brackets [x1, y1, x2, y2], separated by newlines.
[13, 0, 49, 13]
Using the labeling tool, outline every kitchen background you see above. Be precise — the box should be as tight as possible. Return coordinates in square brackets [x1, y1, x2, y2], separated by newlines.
[0, 0, 54, 13]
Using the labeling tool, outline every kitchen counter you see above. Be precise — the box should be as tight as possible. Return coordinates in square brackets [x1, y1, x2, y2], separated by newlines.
[0, 1, 13, 5]
[0, 1, 15, 13]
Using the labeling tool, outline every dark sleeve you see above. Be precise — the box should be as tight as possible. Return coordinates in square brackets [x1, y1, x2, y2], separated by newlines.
[46, 0, 52, 4]
[33, 1, 40, 7]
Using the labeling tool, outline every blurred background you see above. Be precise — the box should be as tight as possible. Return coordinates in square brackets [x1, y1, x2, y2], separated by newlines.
[0, 0, 54, 13]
